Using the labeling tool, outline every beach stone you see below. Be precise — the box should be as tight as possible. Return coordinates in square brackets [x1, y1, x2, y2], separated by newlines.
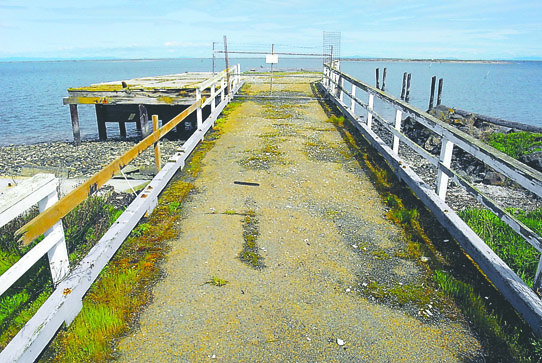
[483, 171, 506, 185]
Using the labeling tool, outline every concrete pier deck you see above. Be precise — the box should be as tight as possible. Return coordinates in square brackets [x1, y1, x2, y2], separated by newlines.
[116, 74, 481, 361]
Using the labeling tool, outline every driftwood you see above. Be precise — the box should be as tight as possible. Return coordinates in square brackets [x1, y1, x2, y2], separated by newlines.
[453, 108, 542, 133]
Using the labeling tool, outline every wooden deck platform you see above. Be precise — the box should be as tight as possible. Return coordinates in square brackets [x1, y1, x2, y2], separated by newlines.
[63, 66, 239, 144]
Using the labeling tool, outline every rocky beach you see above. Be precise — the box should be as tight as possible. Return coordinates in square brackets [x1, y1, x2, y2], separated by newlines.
[0, 138, 185, 180]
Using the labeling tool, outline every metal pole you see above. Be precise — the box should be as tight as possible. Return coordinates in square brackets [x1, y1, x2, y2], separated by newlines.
[223, 35, 231, 95]
[212, 42, 216, 75]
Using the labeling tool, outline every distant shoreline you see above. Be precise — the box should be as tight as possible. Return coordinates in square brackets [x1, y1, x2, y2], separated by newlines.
[1, 56, 538, 64]
[340, 58, 512, 64]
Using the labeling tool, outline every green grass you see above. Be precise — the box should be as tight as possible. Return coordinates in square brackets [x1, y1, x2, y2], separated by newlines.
[488, 132, 542, 159]
[459, 207, 541, 288]
[239, 211, 265, 269]
[206, 276, 228, 287]
[0, 193, 125, 351]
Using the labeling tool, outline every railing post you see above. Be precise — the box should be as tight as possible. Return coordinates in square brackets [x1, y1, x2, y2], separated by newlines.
[211, 82, 216, 114]
[393, 109, 402, 155]
[367, 93, 374, 129]
[350, 84, 356, 114]
[152, 115, 161, 171]
[330, 70, 335, 95]
[196, 88, 202, 130]
[237, 64, 241, 85]
[534, 258, 542, 293]
[436, 138, 454, 200]
[339, 76, 344, 102]
[221, 76, 225, 102]
[38, 187, 69, 285]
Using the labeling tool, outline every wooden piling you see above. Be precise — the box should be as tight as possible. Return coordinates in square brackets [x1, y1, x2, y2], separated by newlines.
[69, 104, 81, 146]
[95, 104, 107, 141]
[429, 76, 436, 110]
[401, 72, 407, 100]
[437, 78, 443, 106]
[375, 68, 380, 89]
[139, 105, 149, 138]
[405, 73, 412, 103]
[381, 68, 387, 91]
[119, 122, 127, 138]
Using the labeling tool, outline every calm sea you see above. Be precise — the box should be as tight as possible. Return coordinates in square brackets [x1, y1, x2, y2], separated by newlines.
[0, 58, 540, 146]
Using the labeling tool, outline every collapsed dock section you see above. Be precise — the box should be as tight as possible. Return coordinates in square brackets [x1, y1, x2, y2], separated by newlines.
[63, 67, 240, 145]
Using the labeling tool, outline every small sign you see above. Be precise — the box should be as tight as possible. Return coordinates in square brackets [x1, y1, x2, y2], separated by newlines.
[266, 54, 278, 64]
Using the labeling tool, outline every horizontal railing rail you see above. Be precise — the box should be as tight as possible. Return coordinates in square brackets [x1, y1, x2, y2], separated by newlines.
[0, 66, 243, 362]
[322, 63, 542, 335]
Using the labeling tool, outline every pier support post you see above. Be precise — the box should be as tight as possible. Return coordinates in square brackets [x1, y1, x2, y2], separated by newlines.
[382, 68, 387, 91]
[436, 138, 454, 200]
[401, 72, 407, 100]
[95, 104, 107, 141]
[139, 105, 149, 138]
[437, 78, 444, 106]
[69, 104, 81, 146]
[375, 68, 380, 89]
[405, 73, 412, 102]
[429, 76, 436, 110]
[152, 115, 161, 171]
[119, 122, 127, 139]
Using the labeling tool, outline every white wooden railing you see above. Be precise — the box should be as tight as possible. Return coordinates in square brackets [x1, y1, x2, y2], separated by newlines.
[323, 62, 542, 335]
[0, 66, 242, 362]
[0, 174, 68, 296]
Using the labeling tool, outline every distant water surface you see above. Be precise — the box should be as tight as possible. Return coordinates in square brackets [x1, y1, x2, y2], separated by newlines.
[0, 58, 540, 146]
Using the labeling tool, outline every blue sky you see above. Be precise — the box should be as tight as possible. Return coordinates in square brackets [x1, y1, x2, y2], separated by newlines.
[0, 0, 540, 60]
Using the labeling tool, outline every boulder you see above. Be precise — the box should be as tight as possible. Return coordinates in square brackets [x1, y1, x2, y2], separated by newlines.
[424, 135, 441, 154]
[519, 151, 542, 172]
[483, 171, 506, 185]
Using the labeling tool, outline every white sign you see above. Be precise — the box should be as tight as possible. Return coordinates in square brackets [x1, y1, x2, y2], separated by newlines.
[266, 54, 278, 64]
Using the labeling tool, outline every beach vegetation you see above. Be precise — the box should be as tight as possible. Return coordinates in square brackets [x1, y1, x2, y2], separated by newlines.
[488, 132, 542, 159]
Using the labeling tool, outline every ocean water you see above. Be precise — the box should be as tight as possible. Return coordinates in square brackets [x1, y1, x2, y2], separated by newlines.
[0, 58, 540, 146]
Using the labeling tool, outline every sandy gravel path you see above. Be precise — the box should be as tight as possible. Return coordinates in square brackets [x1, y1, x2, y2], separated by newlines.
[117, 76, 481, 362]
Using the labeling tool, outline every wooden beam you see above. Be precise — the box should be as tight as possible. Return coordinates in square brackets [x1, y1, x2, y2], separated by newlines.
[153, 115, 161, 171]
[16, 98, 203, 246]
